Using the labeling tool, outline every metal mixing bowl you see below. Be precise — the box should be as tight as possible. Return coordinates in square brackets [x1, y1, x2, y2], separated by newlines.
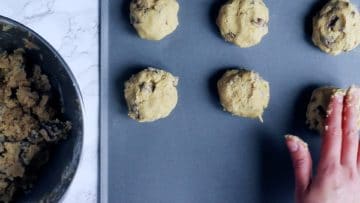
[0, 16, 84, 202]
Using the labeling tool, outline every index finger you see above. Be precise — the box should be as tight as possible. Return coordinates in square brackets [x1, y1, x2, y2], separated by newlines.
[341, 86, 360, 167]
[318, 91, 344, 171]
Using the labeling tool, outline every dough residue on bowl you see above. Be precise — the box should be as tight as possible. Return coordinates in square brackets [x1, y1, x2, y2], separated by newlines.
[0, 49, 71, 202]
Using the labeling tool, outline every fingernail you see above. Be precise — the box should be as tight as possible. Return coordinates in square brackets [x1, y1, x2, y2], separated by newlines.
[285, 135, 299, 152]
[287, 140, 299, 152]
[331, 91, 345, 101]
[285, 135, 308, 152]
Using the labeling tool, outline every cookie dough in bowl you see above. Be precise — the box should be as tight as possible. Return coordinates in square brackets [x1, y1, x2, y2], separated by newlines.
[217, 69, 270, 122]
[130, 0, 180, 40]
[312, 0, 360, 55]
[0, 15, 83, 203]
[124, 68, 179, 122]
[0, 49, 72, 202]
[216, 0, 269, 48]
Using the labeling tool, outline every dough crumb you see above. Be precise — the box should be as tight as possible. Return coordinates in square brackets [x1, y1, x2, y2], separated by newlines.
[0, 50, 71, 202]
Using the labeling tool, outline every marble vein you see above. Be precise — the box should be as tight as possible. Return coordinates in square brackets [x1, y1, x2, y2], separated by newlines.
[2, 0, 99, 202]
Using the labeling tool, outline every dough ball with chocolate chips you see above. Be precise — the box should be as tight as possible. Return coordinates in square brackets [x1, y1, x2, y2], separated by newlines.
[124, 68, 179, 122]
[130, 0, 179, 40]
[306, 87, 345, 133]
[217, 69, 270, 121]
[312, 0, 360, 55]
[306, 86, 360, 133]
[216, 0, 269, 48]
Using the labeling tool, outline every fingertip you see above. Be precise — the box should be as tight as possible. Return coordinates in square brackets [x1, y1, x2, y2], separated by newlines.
[347, 85, 360, 94]
[324, 91, 344, 134]
[343, 86, 360, 128]
[285, 135, 308, 152]
[285, 135, 312, 194]
[346, 86, 360, 108]
[325, 92, 344, 121]
[345, 87, 360, 107]
[341, 86, 360, 166]
[330, 91, 345, 106]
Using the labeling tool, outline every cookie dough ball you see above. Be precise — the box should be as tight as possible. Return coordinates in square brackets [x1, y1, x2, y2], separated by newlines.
[124, 68, 179, 122]
[216, 0, 269, 48]
[217, 69, 270, 121]
[130, 0, 179, 40]
[306, 86, 360, 133]
[312, 0, 360, 55]
[306, 87, 345, 133]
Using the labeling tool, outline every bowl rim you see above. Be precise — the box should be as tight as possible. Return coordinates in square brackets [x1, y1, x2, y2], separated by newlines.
[0, 15, 85, 201]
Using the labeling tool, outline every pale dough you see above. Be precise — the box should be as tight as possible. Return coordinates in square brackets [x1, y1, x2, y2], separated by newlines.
[312, 0, 360, 55]
[217, 69, 270, 121]
[306, 87, 345, 133]
[130, 0, 179, 40]
[124, 68, 179, 122]
[306, 86, 360, 133]
[217, 0, 269, 48]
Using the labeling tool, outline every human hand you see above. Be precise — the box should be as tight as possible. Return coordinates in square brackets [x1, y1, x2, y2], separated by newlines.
[285, 87, 360, 203]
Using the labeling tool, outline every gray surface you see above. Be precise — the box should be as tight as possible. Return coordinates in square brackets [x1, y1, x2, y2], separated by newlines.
[101, 0, 360, 202]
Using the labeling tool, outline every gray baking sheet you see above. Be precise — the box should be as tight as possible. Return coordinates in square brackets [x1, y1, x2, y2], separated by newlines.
[100, 0, 360, 202]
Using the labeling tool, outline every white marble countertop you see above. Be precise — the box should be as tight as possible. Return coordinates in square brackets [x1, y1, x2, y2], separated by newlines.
[1, 0, 98, 202]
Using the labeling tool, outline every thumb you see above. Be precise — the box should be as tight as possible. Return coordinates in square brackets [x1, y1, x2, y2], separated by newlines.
[285, 135, 312, 198]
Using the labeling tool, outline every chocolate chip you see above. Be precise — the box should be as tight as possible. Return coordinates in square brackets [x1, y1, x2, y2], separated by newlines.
[328, 15, 339, 30]
[19, 142, 30, 165]
[316, 105, 327, 119]
[320, 35, 335, 47]
[130, 15, 140, 24]
[26, 130, 43, 144]
[10, 88, 17, 100]
[313, 119, 319, 128]
[134, 0, 146, 10]
[251, 18, 267, 27]
[0, 143, 4, 154]
[224, 32, 236, 41]
[39, 120, 71, 142]
[129, 104, 140, 119]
